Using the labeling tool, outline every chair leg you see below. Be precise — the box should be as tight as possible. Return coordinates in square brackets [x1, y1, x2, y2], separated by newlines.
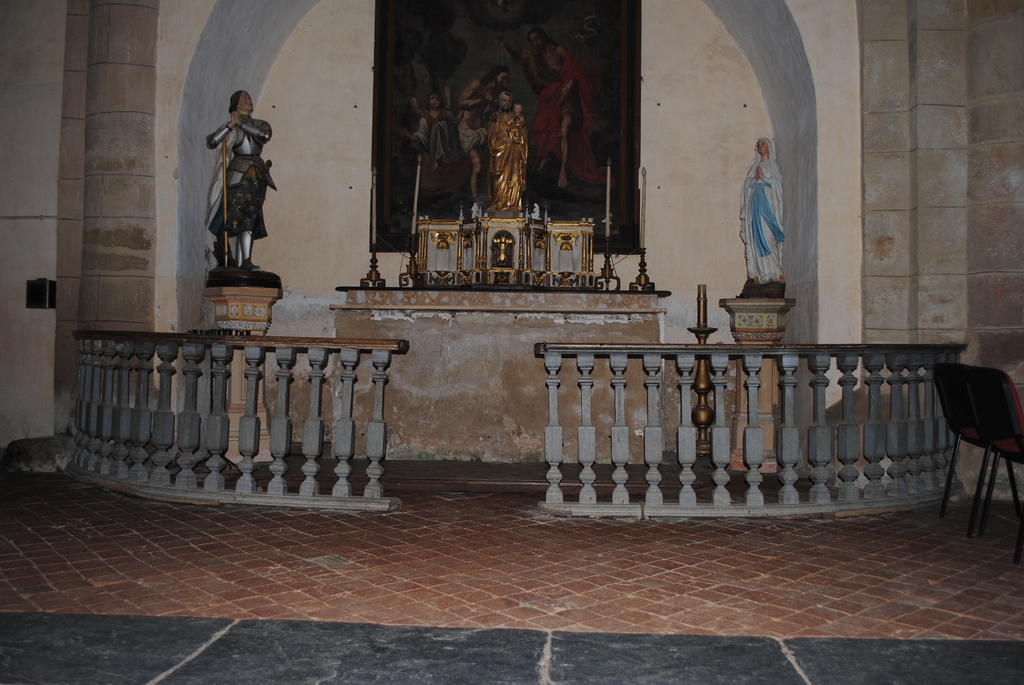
[940, 434, 963, 518]
[1007, 460, 1021, 519]
[968, 446, 993, 539]
[979, 453, 1002, 538]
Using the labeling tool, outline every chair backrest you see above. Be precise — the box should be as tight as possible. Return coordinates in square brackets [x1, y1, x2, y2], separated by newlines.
[965, 366, 1024, 453]
[935, 362, 977, 436]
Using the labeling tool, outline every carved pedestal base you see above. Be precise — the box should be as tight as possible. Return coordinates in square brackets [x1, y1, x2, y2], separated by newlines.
[204, 284, 283, 464]
[720, 297, 795, 474]
[204, 286, 283, 332]
[719, 297, 796, 344]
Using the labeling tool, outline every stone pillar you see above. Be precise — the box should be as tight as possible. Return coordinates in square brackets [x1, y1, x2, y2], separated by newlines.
[860, 0, 969, 345]
[911, 0, 968, 344]
[861, 0, 917, 343]
[78, 0, 158, 331]
[966, 3, 1024, 372]
[54, 0, 90, 433]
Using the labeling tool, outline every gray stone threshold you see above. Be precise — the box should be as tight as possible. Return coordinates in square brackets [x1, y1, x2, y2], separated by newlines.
[1, 613, 1021, 685]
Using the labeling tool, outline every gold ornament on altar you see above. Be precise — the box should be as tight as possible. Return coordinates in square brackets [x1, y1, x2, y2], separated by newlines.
[487, 95, 528, 213]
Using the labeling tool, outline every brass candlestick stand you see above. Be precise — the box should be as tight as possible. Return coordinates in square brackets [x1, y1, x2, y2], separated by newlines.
[360, 245, 386, 288]
[688, 284, 717, 457]
[629, 247, 656, 291]
[597, 243, 620, 291]
[398, 233, 420, 287]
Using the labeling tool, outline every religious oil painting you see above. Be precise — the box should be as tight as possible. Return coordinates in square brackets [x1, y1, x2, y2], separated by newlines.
[371, 0, 640, 252]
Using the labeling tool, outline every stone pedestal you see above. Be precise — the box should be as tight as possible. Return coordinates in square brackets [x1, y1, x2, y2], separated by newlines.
[204, 286, 283, 332]
[204, 284, 283, 462]
[719, 298, 795, 344]
[720, 298, 794, 472]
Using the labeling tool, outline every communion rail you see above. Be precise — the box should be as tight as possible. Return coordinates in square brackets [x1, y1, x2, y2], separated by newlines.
[69, 331, 408, 511]
[536, 343, 966, 518]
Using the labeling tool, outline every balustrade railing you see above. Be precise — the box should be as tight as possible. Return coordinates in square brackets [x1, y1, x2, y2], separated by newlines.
[535, 343, 965, 518]
[70, 331, 408, 511]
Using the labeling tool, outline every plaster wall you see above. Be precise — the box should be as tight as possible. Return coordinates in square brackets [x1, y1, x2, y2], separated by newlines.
[156, 0, 862, 346]
[788, 0, 863, 345]
[0, 0, 66, 446]
[252, 0, 773, 342]
[154, 0, 216, 332]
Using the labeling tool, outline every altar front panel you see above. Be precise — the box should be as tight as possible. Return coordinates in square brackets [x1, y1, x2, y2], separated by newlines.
[332, 290, 664, 463]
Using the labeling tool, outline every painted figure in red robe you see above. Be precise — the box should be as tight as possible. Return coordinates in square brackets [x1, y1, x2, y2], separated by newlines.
[498, 27, 606, 189]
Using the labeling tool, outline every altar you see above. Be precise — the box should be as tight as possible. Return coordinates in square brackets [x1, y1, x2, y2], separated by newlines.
[331, 289, 664, 463]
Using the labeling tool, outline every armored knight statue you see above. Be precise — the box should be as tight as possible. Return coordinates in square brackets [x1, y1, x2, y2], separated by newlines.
[206, 90, 276, 270]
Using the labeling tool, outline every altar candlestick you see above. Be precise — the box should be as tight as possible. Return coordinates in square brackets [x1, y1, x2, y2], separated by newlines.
[411, 154, 422, 234]
[640, 167, 647, 248]
[370, 167, 377, 245]
[604, 158, 612, 239]
[698, 284, 708, 327]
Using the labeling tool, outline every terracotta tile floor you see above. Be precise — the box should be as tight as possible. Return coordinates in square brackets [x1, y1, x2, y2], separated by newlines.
[1, 473, 1023, 640]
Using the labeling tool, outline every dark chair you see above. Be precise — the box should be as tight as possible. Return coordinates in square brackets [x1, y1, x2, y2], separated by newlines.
[934, 363, 987, 519]
[963, 366, 1024, 563]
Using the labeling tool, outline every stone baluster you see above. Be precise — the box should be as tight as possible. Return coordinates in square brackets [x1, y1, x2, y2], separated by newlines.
[268, 347, 296, 496]
[835, 353, 862, 501]
[149, 343, 179, 486]
[97, 341, 117, 474]
[128, 343, 155, 482]
[710, 354, 731, 507]
[300, 348, 328, 497]
[204, 344, 233, 491]
[73, 340, 91, 466]
[643, 354, 664, 506]
[676, 354, 697, 506]
[333, 349, 360, 497]
[577, 354, 597, 504]
[174, 343, 206, 489]
[905, 355, 926, 494]
[776, 354, 800, 504]
[111, 342, 134, 478]
[921, 354, 938, 491]
[544, 352, 563, 504]
[862, 353, 887, 499]
[886, 354, 909, 497]
[742, 353, 765, 506]
[364, 349, 392, 499]
[609, 354, 630, 505]
[235, 346, 266, 494]
[85, 340, 104, 468]
[806, 352, 832, 503]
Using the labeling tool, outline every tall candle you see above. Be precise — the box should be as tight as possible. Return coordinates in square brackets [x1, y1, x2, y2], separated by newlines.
[640, 167, 647, 248]
[604, 158, 612, 239]
[411, 154, 423, 235]
[370, 167, 377, 245]
[697, 284, 707, 327]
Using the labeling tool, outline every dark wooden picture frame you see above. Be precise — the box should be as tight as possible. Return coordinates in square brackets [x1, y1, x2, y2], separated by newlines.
[371, 0, 641, 254]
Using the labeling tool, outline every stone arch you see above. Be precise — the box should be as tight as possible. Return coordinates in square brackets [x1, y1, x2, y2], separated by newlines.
[177, 0, 817, 339]
[703, 1, 818, 342]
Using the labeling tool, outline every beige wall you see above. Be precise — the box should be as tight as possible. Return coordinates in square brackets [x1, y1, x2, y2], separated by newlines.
[164, 0, 865, 345]
[0, 0, 66, 446]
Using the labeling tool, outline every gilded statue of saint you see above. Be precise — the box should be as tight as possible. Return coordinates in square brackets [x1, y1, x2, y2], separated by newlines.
[487, 92, 528, 212]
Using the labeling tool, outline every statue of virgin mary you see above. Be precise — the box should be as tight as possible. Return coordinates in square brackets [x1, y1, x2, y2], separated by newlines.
[739, 137, 785, 298]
